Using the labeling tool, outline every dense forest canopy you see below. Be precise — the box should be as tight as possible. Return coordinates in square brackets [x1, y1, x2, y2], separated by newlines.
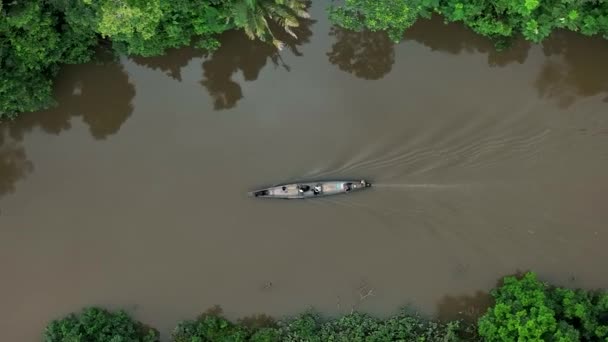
[43, 272, 608, 341]
[1, 0, 607, 120]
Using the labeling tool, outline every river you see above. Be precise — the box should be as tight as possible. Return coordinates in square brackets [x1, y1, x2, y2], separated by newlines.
[1, 2, 608, 341]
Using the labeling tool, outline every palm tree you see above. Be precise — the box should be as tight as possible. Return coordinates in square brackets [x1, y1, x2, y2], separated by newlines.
[230, 0, 310, 50]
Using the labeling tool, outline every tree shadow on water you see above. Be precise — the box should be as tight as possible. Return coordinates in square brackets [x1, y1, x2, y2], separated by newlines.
[536, 30, 608, 108]
[404, 16, 608, 107]
[436, 291, 493, 324]
[0, 51, 135, 198]
[0, 132, 34, 198]
[130, 46, 206, 82]
[403, 15, 531, 67]
[8, 52, 136, 141]
[201, 16, 314, 110]
[327, 27, 395, 80]
[237, 313, 277, 330]
[194, 305, 276, 329]
[326, 15, 531, 80]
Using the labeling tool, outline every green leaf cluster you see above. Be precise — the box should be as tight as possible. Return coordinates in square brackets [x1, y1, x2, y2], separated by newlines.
[168, 310, 461, 341]
[45, 308, 462, 342]
[478, 272, 608, 341]
[43, 307, 159, 342]
[42, 273, 608, 342]
[0, 1, 97, 119]
[328, 0, 429, 42]
[0, 0, 309, 119]
[82, 0, 233, 56]
[329, 0, 608, 44]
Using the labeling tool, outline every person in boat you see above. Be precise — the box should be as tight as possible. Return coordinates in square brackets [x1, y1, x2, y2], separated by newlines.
[313, 185, 321, 195]
[298, 185, 310, 193]
[343, 183, 352, 192]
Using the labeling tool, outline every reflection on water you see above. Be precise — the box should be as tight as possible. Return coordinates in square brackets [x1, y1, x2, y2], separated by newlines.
[537, 31, 608, 107]
[436, 291, 492, 323]
[131, 15, 315, 111]
[130, 47, 205, 82]
[236, 313, 276, 330]
[404, 16, 531, 67]
[201, 17, 314, 110]
[2, 6, 608, 341]
[8, 52, 135, 141]
[404, 16, 608, 106]
[0, 51, 135, 198]
[327, 27, 394, 80]
[0, 133, 33, 197]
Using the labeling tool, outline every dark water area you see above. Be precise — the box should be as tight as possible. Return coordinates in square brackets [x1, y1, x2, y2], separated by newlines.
[1, 2, 608, 341]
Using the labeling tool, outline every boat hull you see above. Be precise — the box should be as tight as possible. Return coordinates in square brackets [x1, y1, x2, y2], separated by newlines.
[250, 180, 371, 199]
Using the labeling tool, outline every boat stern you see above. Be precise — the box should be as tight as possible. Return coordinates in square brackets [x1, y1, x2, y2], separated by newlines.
[350, 179, 371, 190]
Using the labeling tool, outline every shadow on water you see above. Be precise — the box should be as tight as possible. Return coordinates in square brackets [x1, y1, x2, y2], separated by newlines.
[193, 305, 277, 328]
[330, 14, 608, 107]
[536, 30, 608, 108]
[326, 15, 530, 81]
[237, 313, 277, 330]
[436, 291, 493, 324]
[8, 51, 136, 141]
[130, 46, 206, 82]
[201, 16, 315, 110]
[327, 27, 395, 80]
[0, 50, 135, 198]
[406, 16, 608, 106]
[404, 15, 531, 67]
[0, 132, 33, 198]
[132, 13, 315, 111]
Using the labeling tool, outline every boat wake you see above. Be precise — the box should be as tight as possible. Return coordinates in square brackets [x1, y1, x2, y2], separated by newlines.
[372, 183, 470, 190]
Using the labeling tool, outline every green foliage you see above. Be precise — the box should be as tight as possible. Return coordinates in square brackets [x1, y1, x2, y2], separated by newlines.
[329, 0, 608, 45]
[478, 272, 560, 341]
[328, 0, 428, 42]
[170, 310, 461, 341]
[277, 312, 322, 341]
[172, 314, 264, 342]
[478, 272, 608, 341]
[316, 311, 461, 341]
[41, 274, 608, 342]
[229, 0, 311, 49]
[1, 0, 309, 118]
[82, 0, 233, 56]
[0, 1, 97, 119]
[43, 307, 159, 342]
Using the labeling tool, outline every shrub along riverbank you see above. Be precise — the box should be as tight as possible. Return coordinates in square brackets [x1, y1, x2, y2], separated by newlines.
[2, 0, 608, 119]
[43, 272, 608, 341]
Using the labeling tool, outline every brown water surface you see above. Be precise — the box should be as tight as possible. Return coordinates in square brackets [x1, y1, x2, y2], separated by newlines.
[2, 3, 608, 341]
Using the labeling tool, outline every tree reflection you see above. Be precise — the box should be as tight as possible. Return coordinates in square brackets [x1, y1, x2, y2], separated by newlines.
[326, 16, 531, 80]
[130, 46, 206, 82]
[536, 31, 608, 108]
[0, 132, 33, 197]
[436, 291, 492, 324]
[0, 51, 135, 197]
[130, 13, 314, 111]
[8, 51, 136, 141]
[403, 16, 531, 67]
[201, 16, 314, 110]
[330, 14, 608, 106]
[327, 27, 395, 80]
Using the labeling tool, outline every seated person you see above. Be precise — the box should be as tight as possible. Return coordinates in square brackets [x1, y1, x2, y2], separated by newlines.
[313, 185, 321, 195]
[298, 185, 311, 193]
[343, 183, 352, 192]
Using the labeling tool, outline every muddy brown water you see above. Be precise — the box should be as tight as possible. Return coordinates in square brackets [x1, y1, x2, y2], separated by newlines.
[2, 3, 608, 341]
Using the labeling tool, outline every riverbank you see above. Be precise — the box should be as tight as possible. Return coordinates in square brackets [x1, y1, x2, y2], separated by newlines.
[2, 0, 607, 118]
[43, 272, 608, 341]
